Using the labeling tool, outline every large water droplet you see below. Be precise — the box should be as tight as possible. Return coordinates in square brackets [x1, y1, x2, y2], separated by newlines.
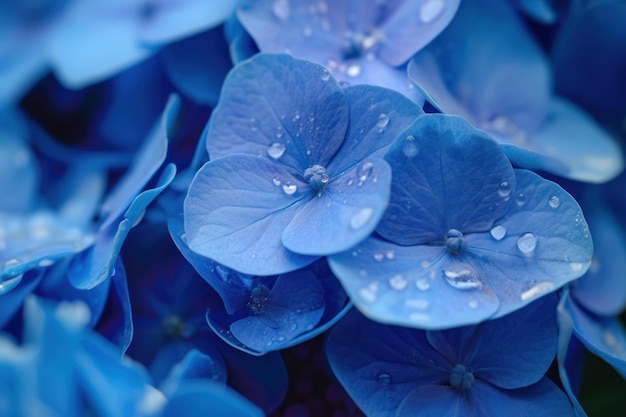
[272, 0, 290, 20]
[490, 225, 506, 241]
[517, 233, 537, 254]
[267, 142, 286, 159]
[420, 0, 445, 24]
[498, 181, 511, 197]
[320, 68, 330, 81]
[356, 161, 374, 185]
[377, 372, 392, 386]
[520, 281, 554, 301]
[350, 207, 374, 229]
[282, 181, 298, 195]
[388, 274, 407, 291]
[376, 114, 390, 132]
[549, 195, 560, 208]
[443, 263, 482, 290]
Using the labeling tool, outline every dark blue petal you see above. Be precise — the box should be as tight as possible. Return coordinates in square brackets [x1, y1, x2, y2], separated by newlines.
[95, 259, 133, 353]
[184, 154, 317, 275]
[426, 295, 558, 390]
[326, 310, 450, 416]
[229, 270, 325, 353]
[282, 158, 391, 254]
[328, 237, 500, 329]
[160, 380, 264, 417]
[206, 53, 349, 174]
[158, 346, 227, 390]
[377, 114, 515, 245]
[467, 378, 576, 417]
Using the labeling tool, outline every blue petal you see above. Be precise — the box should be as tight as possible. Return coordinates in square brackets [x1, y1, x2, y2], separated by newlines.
[564, 296, 626, 379]
[511, 0, 568, 24]
[95, 259, 133, 353]
[396, 385, 464, 417]
[205, 53, 349, 173]
[159, 346, 227, 390]
[160, 380, 264, 417]
[426, 295, 558, 390]
[0, 270, 43, 328]
[570, 207, 626, 316]
[376, 114, 516, 245]
[138, 0, 237, 44]
[68, 163, 177, 289]
[282, 158, 391, 254]
[184, 154, 317, 275]
[327, 84, 424, 176]
[326, 309, 450, 416]
[229, 270, 325, 353]
[467, 378, 576, 417]
[328, 237, 500, 329]
[161, 27, 232, 106]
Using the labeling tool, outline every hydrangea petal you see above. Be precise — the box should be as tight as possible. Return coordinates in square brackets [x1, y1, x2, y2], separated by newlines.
[229, 271, 325, 353]
[328, 237, 501, 329]
[396, 385, 464, 417]
[0, 270, 43, 328]
[326, 310, 450, 416]
[95, 260, 133, 353]
[376, 114, 516, 245]
[206, 53, 349, 173]
[0, 120, 39, 211]
[426, 295, 558, 390]
[184, 155, 317, 275]
[282, 158, 391, 255]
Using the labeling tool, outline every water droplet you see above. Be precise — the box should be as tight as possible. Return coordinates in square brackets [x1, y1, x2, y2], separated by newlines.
[490, 225, 506, 241]
[443, 264, 483, 290]
[376, 114, 390, 132]
[282, 181, 298, 195]
[272, 0, 290, 20]
[377, 372, 392, 386]
[38, 259, 54, 267]
[516, 233, 537, 254]
[350, 207, 374, 229]
[570, 262, 584, 272]
[549, 195, 560, 208]
[373, 253, 384, 262]
[272, 177, 282, 186]
[320, 68, 330, 81]
[420, 0, 445, 24]
[346, 64, 361, 77]
[389, 274, 407, 290]
[416, 278, 430, 291]
[520, 282, 554, 301]
[385, 250, 395, 260]
[468, 300, 479, 309]
[358, 282, 378, 303]
[402, 135, 418, 157]
[267, 142, 286, 159]
[275, 126, 284, 139]
[498, 181, 511, 197]
[516, 193, 527, 206]
[356, 161, 374, 185]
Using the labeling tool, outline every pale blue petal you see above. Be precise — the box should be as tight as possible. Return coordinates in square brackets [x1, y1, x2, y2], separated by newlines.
[184, 155, 317, 275]
[206, 53, 349, 174]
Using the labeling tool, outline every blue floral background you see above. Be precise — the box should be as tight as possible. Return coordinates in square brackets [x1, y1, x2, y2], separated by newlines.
[1, 0, 626, 416]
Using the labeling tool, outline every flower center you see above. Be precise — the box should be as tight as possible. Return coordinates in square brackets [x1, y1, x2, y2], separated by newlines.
[342, 29, 382, 60]
[247, 284, 271, 315]
[162, 315, 189, 339]
[449, 364, 475, 390]
[444, 229, 465, 254]
[304, 165, 330, 191]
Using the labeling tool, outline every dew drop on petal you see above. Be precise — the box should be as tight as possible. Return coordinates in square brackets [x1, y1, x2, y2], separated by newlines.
[388, 274, 407, 291]
[416, 278, 430, 291]
[358, 282, 378, 303]
[282, 181, 298, 195]
[443, 264, 483, 290]
[377, 372, 392, 386]
[520, 281, 554, 301]
[420, 0, 445, 23]
[320, 68, 330, 81]
[490, 225, 506, 241]
[516, 193, 527, 206]
[498, 181, 511, 197]
[402, 135, 418, 157]
[275, 126, 284, 139]
[272, 177, 282, 186]
[267, 142, 286, 159]
[549, 195, 560, 208]
[517, 233, 537, 254]
[356, 161, 374, 185]
[468, 300, 479, 309]
[373, 252, 384, 262]
[272, 0, 290, 20]
[346, 64, 361, 77]
[376, 114, 390, 132]
[350, 207, 374, 229]
[385, 250, 395, 260]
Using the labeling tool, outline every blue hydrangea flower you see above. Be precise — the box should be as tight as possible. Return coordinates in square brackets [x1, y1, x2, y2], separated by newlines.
[408, 0, 623, 183]
[184, 53, 422, 275]
[326, 295, 576, 417]
[329, 114, 593, 329]
[236, 0, 460, 100]
[48, 0, 238, 88]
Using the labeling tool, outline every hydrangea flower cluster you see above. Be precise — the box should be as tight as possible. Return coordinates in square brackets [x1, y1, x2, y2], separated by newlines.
[2, 0, 625, 416]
